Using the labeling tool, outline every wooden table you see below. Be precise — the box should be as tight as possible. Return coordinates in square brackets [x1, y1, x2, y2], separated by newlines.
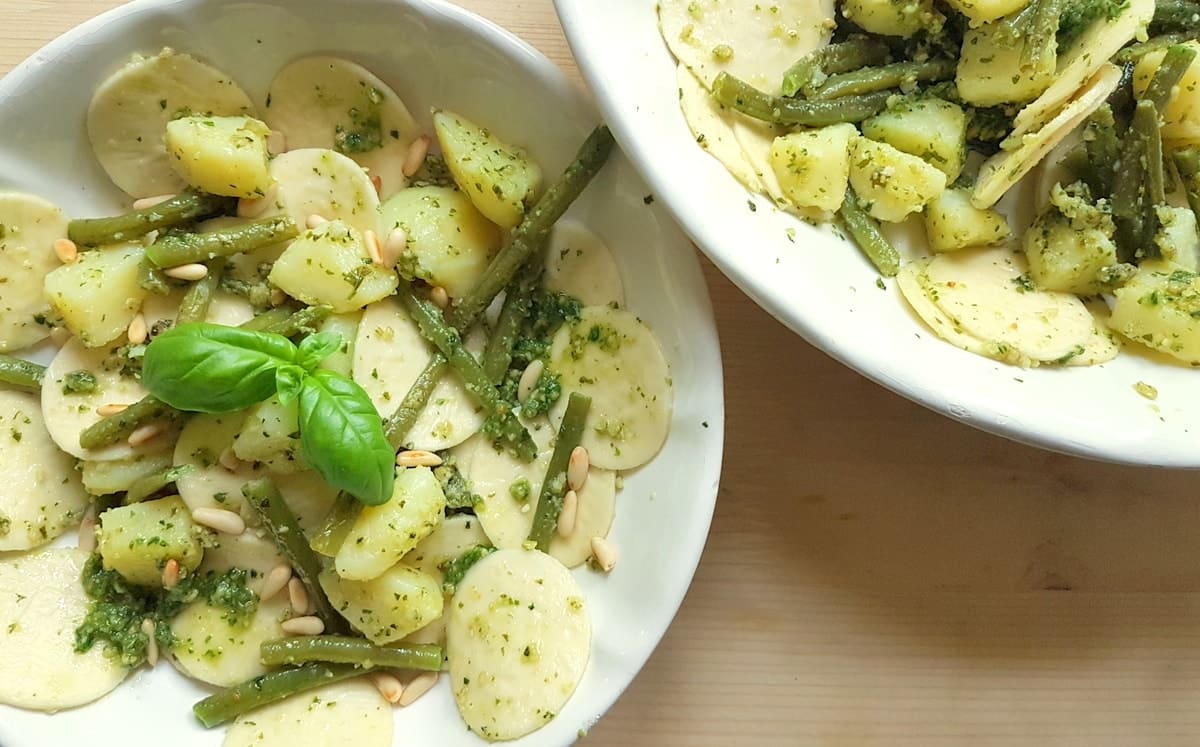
[4, 2, 1200, 745]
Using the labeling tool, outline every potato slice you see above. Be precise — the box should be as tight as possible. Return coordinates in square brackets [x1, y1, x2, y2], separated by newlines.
[0, 548, 128, 710]
[44, 242, 148, 347]
[263, 148, 380, 236]
[231, 395, 307, 475]
[447, 548, 590, 741]
[175, 412, 257, 514]
[676, 63, 766, 193]
[170, 595, 288, 687]
[897, 258, 996, 357]
[334, 466, 446, 582]
[166, 115, 272, 198]
[658, 0, 835, 92]
[353, 301, 484, 451]
[265, 56, 418, 199]
[88, 49, 256, 197]
[0, 390, 87, 551]
[197, 530, 284, 595]
[223, 679, 393, 747]
[380, 186, 500, 297]
[268, 220, 398, 313]
[544, 220, 626, 308]
[434, 110, 542, 229]
[548, 307, 674, 470]
[407, 513, 492, 579]
[944, 0, 1028, 24]
[0, 192, 68, 352]
[320, 564, 443, 645]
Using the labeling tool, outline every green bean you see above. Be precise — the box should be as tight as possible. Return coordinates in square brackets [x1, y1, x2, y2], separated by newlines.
[811, 59, 955, 101]
[383, 355, 449, 448]
[446, 126, 614, 330]
[254, 305, 332, 338]
[1021, 0, 1064, 71]
[193, 664, 366, 728]
[138, 258, 172, 295]
[1143, 45, 1198, 116]
[1112, 101, 1153, 261]
[480, 256, 543, 384]
[1152, 0, 1200, 34]
[1172, 146, 1200, 220]
[1081, 105, 1120, 198]
[0, 354, 45, 391]
[781, 37, 890, 98]
[69, 191, 235, 247]
[241, 478, 347, 634]
[397, 281, 537, 462]
[713, 72, 892, 126]
[837, 189, 900, 278]
[309, 492, 361, 557]
[1136, 100, 1167, 255]
[123, 465, 194, 504]
[176, 261, 225, 325]
[237, 307, 293, 333]
[145, 216, 297, 268]
[527, 392, 591, 550]
[259, 636, 443, 671]
[1117, 33, 1193, 64]
[78, 396, 178, 450]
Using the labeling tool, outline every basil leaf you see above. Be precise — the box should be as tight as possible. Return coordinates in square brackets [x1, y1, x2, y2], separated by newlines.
[142, 323, 298, 413]
[275, 365, 306, 406]
[297, 369, 395, 506]
[296, 331, 342, 372]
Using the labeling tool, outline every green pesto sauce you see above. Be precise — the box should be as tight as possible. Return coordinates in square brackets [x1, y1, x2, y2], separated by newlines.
[433, 454, 481, 511]
[334, 87, 385, 155]
[440, 545, 494, 595]
[61, 370, 99, 395]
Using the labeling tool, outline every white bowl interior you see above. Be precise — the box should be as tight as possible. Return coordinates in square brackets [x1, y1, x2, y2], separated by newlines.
[0, 1, 724, 744]
[556, 0, 1200, 469]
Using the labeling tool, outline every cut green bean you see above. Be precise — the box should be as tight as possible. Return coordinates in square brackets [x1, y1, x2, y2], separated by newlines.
[1173, 147, 1200, 220]
[446, 126, 614, 330]
[254, 305, 332, 338]
[0, 354, 45, 391]
[78, 396, 177, 450]
[713, 72, 893, 126]
[397, 281, 537, 462]
[383, 355, 448, 447]
[481, 256, 543, 384]
[1136, 100, 1166, 255]
[176, 261, 225, 325]
[781, 37, 891, 98]
[237, 307, 293, 333]
[259, 636, 443, 671]
[145, 216, 297, 268]
[1082, 105, 1120, 198]
[1111, 101, 1150, 261]
[124, 465, 194, 504]
[241, 478, 347, 634]
[309, 492, 361, 557]
[811, 59, 955, 101]
[193, 663, 366, 728]
[527, 392, 591, 550]
[1143, 45, 1198, 116]
[1117, 33, 1193, 64]
[69, 191, 235, 247]
[837, 189, 900, 278]
[138, 258, 172, 295]
[1152, 0, 1200, 34]
[1021, 0, 1064, 71]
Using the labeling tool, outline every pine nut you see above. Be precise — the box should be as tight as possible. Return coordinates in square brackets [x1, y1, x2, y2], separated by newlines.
[430, 286, 449, 309]
[270, 288, 288, 307]
[127, 422, 165, 446]
[567, 446, 589, 492]
[163, 263, 209, 281]
[78, 508, 97, 553]
[305, 214, 329, 230]
[266, 130, 287, 156]
[141, 618, 158, 667]
[288, 577, 310, 616]
[396, 449, 443, 468]
[133, 194, 175, 211]
[53, 238, 78, 264]
[371, 672, 404, 704]
[218, 447, 241, 472]
[364, 229, 384, 265]
[281, 615, 325, 636]
[402, 135, 432, 178]
[97, 403, 129, 417]
[398, 671, 438, 706]
[260, 563, 292, 601]
[191, 507, 246, 535]
[557, 490, 578, 538]
[142, 230, 159, 246]
[161, 558, 180, 589]
[382, 227, 407, 267]
[371, 174, 383, 196]
[49, 326, 71, 346]
[238, 184, 277, 218]
[517, 360, 544, 404]
[590, 536, 617, 573]
[127, 313, 148, 345]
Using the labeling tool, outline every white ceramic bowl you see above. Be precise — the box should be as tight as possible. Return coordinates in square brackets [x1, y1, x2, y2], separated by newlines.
[0, 1, 724, 744]
[556, 0, 1200, 469]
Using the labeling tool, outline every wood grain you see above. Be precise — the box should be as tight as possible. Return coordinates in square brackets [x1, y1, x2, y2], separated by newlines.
[3, 2, 1200, 745]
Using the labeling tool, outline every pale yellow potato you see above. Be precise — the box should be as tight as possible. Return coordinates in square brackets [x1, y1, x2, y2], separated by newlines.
[320, 564, 443, 645]
[166, 115, 272, 198]
[849, 139, 946, 222]
[97, 495, 203, 587]
[923, 188, 1010, 253]
[843, 0, 941, 37]
[268, 220, 398, 313]
[1110, 267, 1200, 364]
[435, 110, 542, 229]
[335, 466, 446, 582]
[0, 192, 68, 352]
[44, 242, 147, 347]
[768, 124, 856, 212]
[944, 0, 1028, 24]
[861, 97, 966, 181]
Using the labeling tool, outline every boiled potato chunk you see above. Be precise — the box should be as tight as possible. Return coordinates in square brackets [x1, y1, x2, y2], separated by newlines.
[944, 0, 1028, 24]
[1157, 206, 1200, 272]
[320, 564, 443, 645]
[166, 115, 272, 198]
[957, 22, 1054, 106]
[0, 192, 68, 352]
[842, 0, 942, 37]
[268, 220, 398, 313]
[380, 186, 501, 298]
[44, 242, 147, 347]
[232, 395, 307, 474]
[335, 466, 446, 582]
[1109, 267, 1200, 363]
[849, 139, 946, 222]
[82, 452, 173, 496]
[97, 495, 203, 587]
[768, 124, 856, 211]
[924, 188, 1010, 252]
[434, 110, 542, 229]
[1024, 213, 1117, 295]
[861, 97, 966, 181]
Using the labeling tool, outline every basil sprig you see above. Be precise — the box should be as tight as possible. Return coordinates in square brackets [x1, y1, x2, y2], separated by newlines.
[142, 323, 394, 506]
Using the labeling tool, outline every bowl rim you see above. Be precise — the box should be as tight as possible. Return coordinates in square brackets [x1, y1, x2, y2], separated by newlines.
[0, 0, 727, 742]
